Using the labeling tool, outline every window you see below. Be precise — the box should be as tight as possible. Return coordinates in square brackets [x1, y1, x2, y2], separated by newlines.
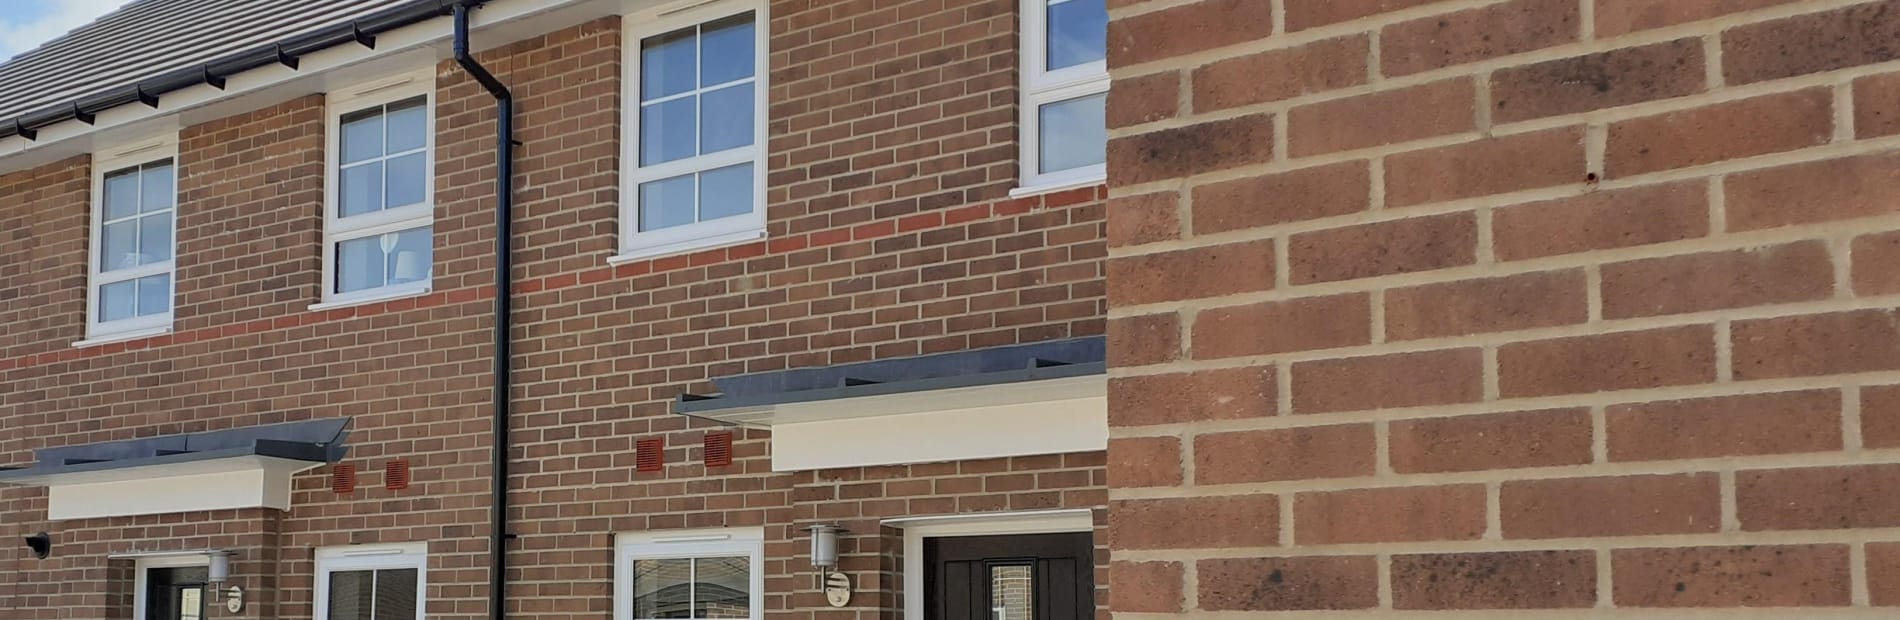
[87, 137, 178, 341]
[615, 528, 763, 620]
[1020, 0, 1109, 192]
[619, 0, 768, 261]
[323, 73, 434, 307]
[315, 543, 426, 620]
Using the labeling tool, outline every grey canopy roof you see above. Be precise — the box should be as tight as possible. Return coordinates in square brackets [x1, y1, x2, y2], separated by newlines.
[0, 418, 349, 482]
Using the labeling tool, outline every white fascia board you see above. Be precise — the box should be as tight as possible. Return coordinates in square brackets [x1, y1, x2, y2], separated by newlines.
[34, 456, 324, 521]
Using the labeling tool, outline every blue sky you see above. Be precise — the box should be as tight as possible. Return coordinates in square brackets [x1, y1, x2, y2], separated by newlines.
[0, 0, 134, 62]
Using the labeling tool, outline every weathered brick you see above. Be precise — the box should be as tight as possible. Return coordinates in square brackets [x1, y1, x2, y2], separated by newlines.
[1108, 71, 1180, 129]
[1288, 212, 1476, 284]
[1194, 424, 1375, 484]
[1193, 35, 1369, 112]
[1493, 181, 1709, 261]
[1108, 436, 1182, 488]
[1110, 495, 1279, 549]
[1392, 551, 1596, 610]
[1612, 545, 1852, 607]
[1862, 384, 1900, 449]
[1595, 0, 1800, 36]
[1108, 114, 1274, 186]
[1110, 561, 1184, 613]
[1737, 464, 1900, 531]
[1291, 348, 1483, 414]
[1384, 127, 1586, 207]
[1190, 160, 1369, 234]
[1108, 312, 1180, 367]
[1599, 241, 1834, 319]
[1198, 556, 1379, 611]
[1106, 240, 1273, 306]
[1193, 293, 1371, 358]
[1501, 474, 1721, 539]
[1380, 0, 1580, 77]
[1606, 390, 1843, 462]
[1726, 152, 1900, 230]
[1491, 38, 1705, 123]
[1723, 0, 1900, 85]
[1872, 543, 1900, 607]
[1852, 230, 1900, 296]
[1295, 485, 1487, 544]
[1285, 0, 1455, 31]
[1499, 325, 1717, 397]
[1606, 88, 1832, 177]
[1107, 0, 1274, 66]
[1287, 78, 1475, 156]
[1106, 191, 1179, 248]
[1384, 269, 1588, 340]
[1854, 70, 1900, 139]
[1110, 366, 1275, 426]
[1389, 408, 1593, 474]
[1731, 309, 1900, 380]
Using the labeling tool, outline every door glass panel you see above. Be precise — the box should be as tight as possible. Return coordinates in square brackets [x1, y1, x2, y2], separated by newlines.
[179, 587, 203, 620]
[989, 565, 1033, 620]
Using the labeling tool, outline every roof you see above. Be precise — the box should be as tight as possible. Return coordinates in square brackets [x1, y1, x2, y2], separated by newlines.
[0, 418, 349, 483]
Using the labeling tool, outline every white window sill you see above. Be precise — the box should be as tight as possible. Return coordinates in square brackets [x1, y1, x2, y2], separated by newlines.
[309, 285, 432, 312]
[609, 229, 767, 266]
[1008, 175, 1106, 199]
[74, 326, 173, 349]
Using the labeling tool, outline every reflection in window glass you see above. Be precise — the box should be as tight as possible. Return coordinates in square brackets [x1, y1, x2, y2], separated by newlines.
[94, 159, 175, 326]
[328, 570, 376, 620]
[991, 565, 1034, 620]
[632, 558, 693, 619]
[335, 227, 432, 294]
[337, 97, 428, 218]
[631, 556, 752, 620]
[1046, 0, 1107, 70]
[694, 557, 751, 619]
[325, 568, 418, 620]
[1038, 93, 1108, 173]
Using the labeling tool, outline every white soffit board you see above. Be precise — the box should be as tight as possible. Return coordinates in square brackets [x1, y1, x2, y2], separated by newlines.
[768, 392, 1108, 472]
[39, 456, 320, 521]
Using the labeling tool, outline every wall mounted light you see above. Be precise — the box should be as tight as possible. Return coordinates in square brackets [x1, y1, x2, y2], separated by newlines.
[207, 551, 231, 583]
[807, 524, 844, 570]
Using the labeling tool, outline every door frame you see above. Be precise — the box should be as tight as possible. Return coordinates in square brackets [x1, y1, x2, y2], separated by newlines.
[891, 509, 1095, 620]
[132, 555, 210, 620]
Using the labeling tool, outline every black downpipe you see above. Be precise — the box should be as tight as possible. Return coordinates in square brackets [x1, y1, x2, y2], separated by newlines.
[452, 4, 514, 620]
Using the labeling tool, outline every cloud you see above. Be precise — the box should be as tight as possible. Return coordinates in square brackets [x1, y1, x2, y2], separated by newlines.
[0, 0, 136, 62]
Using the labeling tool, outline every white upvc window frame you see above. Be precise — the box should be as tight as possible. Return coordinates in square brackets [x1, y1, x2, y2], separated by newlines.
[85, 135, 180, 343]
[614, 527, 765, 620]
[314, 543, 428, 620]
[319, 70, 436, 309]
[1017, 0, 1109, 195]
[615, 0, 770, 263]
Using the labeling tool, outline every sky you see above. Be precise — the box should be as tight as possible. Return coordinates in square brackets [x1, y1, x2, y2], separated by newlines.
[0, 0, 136, 63]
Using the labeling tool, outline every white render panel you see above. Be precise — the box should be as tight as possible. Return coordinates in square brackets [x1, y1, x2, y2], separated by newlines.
[42, 458, 315, 520]
[768, 394, 1107, 471]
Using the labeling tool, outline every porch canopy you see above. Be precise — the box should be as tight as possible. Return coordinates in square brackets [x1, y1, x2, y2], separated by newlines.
[677, 337, 1107, 471]
[0, 419, 348, 520]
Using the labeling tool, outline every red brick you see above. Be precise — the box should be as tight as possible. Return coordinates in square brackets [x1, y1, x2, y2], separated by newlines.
[1288, 212, 1477, 284]
[1106, 191, 1179, 248]
[1606, 88, 1833, 178]
[1389, 408, 1593, 474]
[1498, 325, 1717, 398]
[1108, 114, 1273, 186]
[1108, 437, 1182, 488]
[1109, 495, 1278, 549]
[1287, 78, 1475, 156]
[1731, 309, 1900, 380]
[1384, 127, 1586, 207]
[1295, 485, 1487, 544]
[1108, 312, 1180, 367]
[1193, 35, 1369, 112]
[1501, 474, 1721, 539]
[1852, 230, 1900, 295]
[1110, 561, 1184, 613]
[1722, 0, 1900, 85]
[1199, 556, 1378, 611]
[1727, 152, 1900, 230]
[1108, 71, 1180, 129]
[1493, 181, 1709, 261]
[1110, 366, 1275, 426]
[1392, 551, 1596, 610]
[1606, 390, 1843, 462]
[1191, 161, 1369, 234]
[1106, 240, 1273, 306]
[1107, 0, 1274, 66]
[1855, 70, 1900, 138]
[1385, 269, 1587, 340]
[1871, 543, 1900, 607]
[1380, 0, 1580, 77]
[1612, 545, 1852, 607]
[1596, 0, 1800, 36]
[1291, 348, 1483, 414]
[1285, 0, 1455, 31]
[1491, 38, 1705, 123]
[1194, 424, 1375, 484]
[1737, 464, 1900, 531]
[1192, 293, 1371, 358]
[1600, 241, 1835, 319]
[1862, 384, 1900, 449]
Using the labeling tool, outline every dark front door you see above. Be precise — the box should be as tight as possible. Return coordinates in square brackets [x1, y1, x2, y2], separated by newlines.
[145, 567, 209, 620]
[924, 532, 1093, 620]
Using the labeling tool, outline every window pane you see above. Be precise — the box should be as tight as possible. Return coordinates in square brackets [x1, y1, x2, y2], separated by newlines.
[385, 152, 427, 209]
[642, 97, 698, 166]
[100, 220, 137, 271]
[327, 570, 375, 620]
[336, 236, 386, 293]
[138, 212, 172, 263]
[103, 169, 140, 220]
[340, 161, 384, 218]
[700, 13, 756, 86]
[699, 83, 753, 155]
[698, 164, 753, 222]
[694, 557, 751, 619]
[335, 227, 431, 294]
[1038, 93, 1107, 173]
[341, 111, 384, 165]
[1046, 0, 1108, 70]
[991, 565, 1034, 620]
[643, 27, 698, 101]
[374, 568, 419, 620]
[631, 558, 693, 619]
[99, 280, 136, 322]
[180, 587, 203, 620]
[640, 175, 697, 232]
[387, 227, 433, 286]
[137, 273, 170, 317]
[386, 100, 428, 153]
[140, 162, 174, 213]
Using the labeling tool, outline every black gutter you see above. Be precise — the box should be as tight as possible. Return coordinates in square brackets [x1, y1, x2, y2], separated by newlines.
[0, 0, 487, 142]
[451, 4, 516, 620]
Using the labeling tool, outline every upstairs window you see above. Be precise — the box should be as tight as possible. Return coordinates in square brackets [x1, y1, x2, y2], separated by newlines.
[619, 0, 768, 261]
[1020, 0, 1109, 192]
[88, 137, 178, 341]
[323, 74, 434, 307]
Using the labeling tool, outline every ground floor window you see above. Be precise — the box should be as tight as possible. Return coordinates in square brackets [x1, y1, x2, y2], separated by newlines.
[314, 543, 426, 620]
[615, 527, 764, 620]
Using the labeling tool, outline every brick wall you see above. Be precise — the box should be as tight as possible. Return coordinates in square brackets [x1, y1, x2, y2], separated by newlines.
[1106, 0, 1900, 614]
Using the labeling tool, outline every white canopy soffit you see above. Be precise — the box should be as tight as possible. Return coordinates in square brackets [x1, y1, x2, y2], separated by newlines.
[675, 337, 1108, 472]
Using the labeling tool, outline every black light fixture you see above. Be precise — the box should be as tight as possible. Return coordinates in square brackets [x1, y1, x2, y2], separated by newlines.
[23, 532, 50, 559]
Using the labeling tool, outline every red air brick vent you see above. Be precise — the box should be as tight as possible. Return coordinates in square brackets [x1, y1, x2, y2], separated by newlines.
[332, 463, 357, 494]
[704, 432, 734, 467]
[385, 459, 411, 491]
[636, 438, 665, 472]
